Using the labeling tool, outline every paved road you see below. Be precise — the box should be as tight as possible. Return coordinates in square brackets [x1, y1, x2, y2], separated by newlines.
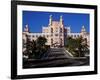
[23, 48, 89, 68]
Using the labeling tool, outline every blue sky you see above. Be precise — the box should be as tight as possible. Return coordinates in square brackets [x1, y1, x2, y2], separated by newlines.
[23, 11, 89, 33]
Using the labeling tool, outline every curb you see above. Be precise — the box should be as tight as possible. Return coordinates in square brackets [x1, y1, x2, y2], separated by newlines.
[64, 48, 74, 57]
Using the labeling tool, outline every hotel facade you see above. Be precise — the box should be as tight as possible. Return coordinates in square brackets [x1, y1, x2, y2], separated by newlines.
[23, 15, 90, 47]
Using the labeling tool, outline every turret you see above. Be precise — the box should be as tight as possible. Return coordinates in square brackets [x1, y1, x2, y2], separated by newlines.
[24, 24, 29, 32]
[60, 15, 63, 25]
[67, 27, 71, 33]
[81, 25, 87, 37]
[81, 25, 86, 33]
[49, 15, 52, 26]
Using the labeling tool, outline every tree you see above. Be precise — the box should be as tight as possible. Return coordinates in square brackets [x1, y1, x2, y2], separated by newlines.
[24, 35, 32, 58]
[66, 37, 76, 52]
[75, 36, 84, 57]
[23, 36, 48, 59]
[35, 36, 47, 58]
[36, 36, 47, 46]
[66, 36, 89, 57]
[31, 40, 37, 58]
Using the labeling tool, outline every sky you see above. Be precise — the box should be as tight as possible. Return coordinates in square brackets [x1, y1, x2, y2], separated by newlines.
[23, 11, 90, 33]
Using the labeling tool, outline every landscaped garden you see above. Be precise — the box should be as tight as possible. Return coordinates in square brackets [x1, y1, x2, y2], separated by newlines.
[65, 36, 89, 57]
[23, 35, 50, 59]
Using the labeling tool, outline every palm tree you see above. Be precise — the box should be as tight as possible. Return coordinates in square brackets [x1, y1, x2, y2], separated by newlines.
[36, 36, 47, 46]
[24, 35, 32, 58]
[23, 36, 48, 59]
[31, 40, 37, 58]
[66, 37, 75, 50]
[66, 36, 89, 57]
[35, 36, 47, 59]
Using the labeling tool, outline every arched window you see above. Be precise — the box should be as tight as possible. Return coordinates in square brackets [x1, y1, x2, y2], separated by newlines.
[51, 39, 53, 44]
[60, 38, 62, 43]
[55, 34, 58, 36]
[36, 35, 38, 38]
[60, 28, 62, 33]
[32, 35, 34, 37]
[60, 38, 62, 46]
[51, 28, 53, 33]
[74, 35, 76, 37]
[84, 38, 87, 43]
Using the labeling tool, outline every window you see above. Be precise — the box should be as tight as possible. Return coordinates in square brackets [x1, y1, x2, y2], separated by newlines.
[56, 28, 58, 32]
[51, 39, 53, 44]
[28, 35, 31, 38]
[60, 34, 62, 36]
[36, 35, 38, 37]
[74, 35, 76, 37]
[77, 35, 79, 37]
[47, 35, 49, 38]
[32, 35, 34, 37]
[51, 28, 53, 33]
[55, 34, 58, 36]
[60, 28, 63, 33]
[51, 34, 53, 36]
[60, 38, 62, 43]
[84, 38, 87, 42]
